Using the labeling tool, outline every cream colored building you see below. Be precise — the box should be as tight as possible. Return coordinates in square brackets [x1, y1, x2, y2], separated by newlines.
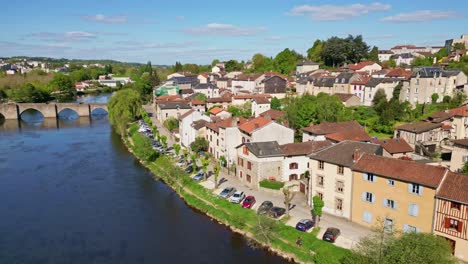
[308, 141, 382, 219]
[450, 106, 468, 139]
[296, 61, 320, 74]
[239, 116, 294, 145]
[179, 110, 210, 148]
[156, 101, 192, 123]
[363, 78, 400, 106]
[206, 117, 247, 164]
[394, 121, 449, 149]
[450, 139, 468, 172]
[252, 98, 271, 117]
[351, 154, 447, 233]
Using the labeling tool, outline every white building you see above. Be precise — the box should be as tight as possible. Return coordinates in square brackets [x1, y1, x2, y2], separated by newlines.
[179, 110, 211, 148]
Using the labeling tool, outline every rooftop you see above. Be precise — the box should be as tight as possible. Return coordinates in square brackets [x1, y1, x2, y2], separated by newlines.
[259, 109, 285, 120]
[302, 121, 362, 135]
[281, 140, 332, 156]
[452, 138, 468, 147]
[238, 116, 272, 134]
[437, 171, 468, 205]
[158, 101, 191, 110]
[325, 129, 371, 142]
[349, 61, 377, 70]
[209, 107, 223, 115]
[242, 141, 283, 158]
[396, 121, 442, 133]
[370, 138, 413, 154]
[309, 141, 382, 167]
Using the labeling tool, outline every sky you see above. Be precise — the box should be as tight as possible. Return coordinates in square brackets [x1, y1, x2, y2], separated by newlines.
[1, 0, 467, 65]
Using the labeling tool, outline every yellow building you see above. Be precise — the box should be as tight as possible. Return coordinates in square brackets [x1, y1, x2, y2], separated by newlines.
[351, 154, 447, 233]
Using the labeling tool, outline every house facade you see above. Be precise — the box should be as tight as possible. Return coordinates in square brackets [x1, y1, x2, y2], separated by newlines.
[156, 101, 192, 123]
[252, 98, 271, 117]
[239, 117, 294, 145]
[394, 121, 447, 149]
[179, 110, 210, 148]
[351, 154, 447, 233]
[450, 139, 468, 172]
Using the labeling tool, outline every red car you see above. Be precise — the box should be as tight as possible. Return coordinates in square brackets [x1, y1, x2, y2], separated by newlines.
[242, 196, 256, 208]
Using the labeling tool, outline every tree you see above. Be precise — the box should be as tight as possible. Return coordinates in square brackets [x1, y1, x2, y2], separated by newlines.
[372, 89, 387, 106]
[163, 117, 179, 132]
[321, 35, 369, 67]
[368, 46, 379, 62]
[282, 186, 296, 216]
[219, 156, 227, 167]
[270, 97, 281, 110]
[382, 59, 396, 68]
[173, 143, 181, 156]
[133, 134, 159, 162]
[252, 216, 278, 244]
[182, 148, 189, 163]
[211, 59, 220, 67]
[190, 137, 209, 153]
[108, 89, 142, 135]
[307, 39, 324, 63]
[0, 89, 7, 103]
[190, 154, 197, 172]
[173, 61, 183, 73]
[312, 195, 324, 226]
[193, 92, 207, 102]
[213, 163, 221, 188]
[201, 155, 210, 180]
[274, 48, 302, 74]
[225, 60, 243, 72]
[160, 135, 167, 148]
[10, 83, 51, 103]
[461, 160, 468, 174]
[431, 93, 440, 104]
[50, 73, 73, 94]
[452, 42, 466, 51]
[412, 56, 434, 66]
[227, 102, 252, 118]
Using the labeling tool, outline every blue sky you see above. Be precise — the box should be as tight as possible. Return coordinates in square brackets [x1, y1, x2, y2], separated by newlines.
[1, 0, 467, 65]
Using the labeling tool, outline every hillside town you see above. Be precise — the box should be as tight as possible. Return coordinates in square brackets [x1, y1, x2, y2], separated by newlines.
[147, 34, 468, 262]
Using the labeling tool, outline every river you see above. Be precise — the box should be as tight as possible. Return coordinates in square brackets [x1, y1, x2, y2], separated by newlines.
[0, 94, 287, 264]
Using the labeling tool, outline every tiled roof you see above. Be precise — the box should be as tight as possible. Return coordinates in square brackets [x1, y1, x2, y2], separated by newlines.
[425, 110, 454, 123]
[238, 116, 272, 134]
[437, 171, 468, 204]
[353, 154, 447, 188]
[396, 121, 442, 133]
[281, 140, 332, 156]
[370, 138, 413, 154]
[242, 141, 283, 158]
[302, 121, 362, 135]
[158, 101, 192, 110]
[309, 141, 382, 167]
[209, 107, 223, 115]
[192, 120, 208, 130]
[449, 105, 468, 117]
[233, 94, 271, 100]
[349, 61, 377, 70]
[217, 117, 247, 128]
[178, 109, 195, 120]
[325, 129, 371, 142]
[253, 97, 270, 104]
[333, 93, 356, 102]
[452, 138, 468, 147]
[155, 95, 184, 102]
[207, 97, 232, 103]
[235, 73, 262, 81]
[259, 109, 285, 120]
[191, 99, 205, 105]
[385, 68, 412, 79]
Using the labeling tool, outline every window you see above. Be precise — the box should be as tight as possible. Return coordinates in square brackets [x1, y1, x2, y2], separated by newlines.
[317, 176, 324, 187]
[337, 166, 344, 175]
[216, 139, 219, 146]
[363, 211, 372, 223]
[318, 161, 324, 170]
[335, 198, 343, 211]
[384, 218, 394, 233]
[289, 174, 298, 181]
[383, 199, 396, 209]
[336, 181, 344, 193]
[364, 173, 375, 182]
[408, 203, 419, 216]
[387, 179, 395, 186]
[403, 224, 417, 233]
[446, 218, 461, 232]
[247, 161, 252, 170]
[316, 192, 323, 200]
[451, 202, 461, 210]
[408, 183, 423, 195]
[362, 192, 375, 203]
[289, 163, 299, 170]
[243, 146, 248, 155]
[239, 171, 243, 178]
[246, 174, 251, 183]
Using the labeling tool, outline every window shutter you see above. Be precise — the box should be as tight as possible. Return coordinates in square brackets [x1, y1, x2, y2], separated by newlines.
[413, 204, 418, 216]
[419, 186, 423, 196]
[371, 194, 376, 203]
[383, 199, 387, 207]
[363, 173, 367, 181]
[403, 224, 409, 233]
[408, 183, 412, 193]
[444, 217, 451, 228]
[362, 192, 366, 201]
[408, 204, 413, 215]
[373, 175, 377, 183]
[394, 201, 398, 210]
[458, 222, 463, 232]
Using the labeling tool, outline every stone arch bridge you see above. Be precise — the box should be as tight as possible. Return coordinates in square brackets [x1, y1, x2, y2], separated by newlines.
[0, 103, 108, 120]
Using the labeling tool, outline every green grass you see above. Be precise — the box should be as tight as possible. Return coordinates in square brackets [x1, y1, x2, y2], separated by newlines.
[125, 128, 349, 263]
[367, 130, 393, 140]
[259, 179, 285, 190]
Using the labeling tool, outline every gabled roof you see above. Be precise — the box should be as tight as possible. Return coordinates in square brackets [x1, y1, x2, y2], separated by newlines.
[253, 97, 270, 104]
[281, 140, 332, 156]
[302, 121, 362, 135]
[325, 129, 371, 142]
[217, 117, 247, 128]
[238, 116, 272, 134]
[425, 110, 454, 123]
[370, 138, 413, 154]
[366, 78, 397, 87]
[452, 138, 468, 147]
[235, 73, 262, 81]
[209, 107, 223, 115]
[158, 101, 191, 110]
[449, 105, 468, 117]
[192, 119, 208, 130]
[385, 68, 412, 79]
[436, 171, 468, 204]
[335, 72, 355, 83]
[309, 141, 382, 167]
[207, 97, 232, 103]
[233, 94, 271, 100]
[396, 121, 442, 133]
[178, 109, 195, 120]
[349, 61, 378, 70]
[191, 99, 205, 105]
[333, 93, 358, 102]
[240, 141, 283, 158]
[194, 83, 217, 90]
[353, 154, 446, 188]
[259, 109, 285, 120]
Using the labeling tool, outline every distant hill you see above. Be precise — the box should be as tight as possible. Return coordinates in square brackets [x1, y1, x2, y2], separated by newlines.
[3, 56, 170, 68]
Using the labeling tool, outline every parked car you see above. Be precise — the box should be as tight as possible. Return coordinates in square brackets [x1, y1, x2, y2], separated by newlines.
[219, 187, 236, 199]
[257, 201, 273, 215]
[185, 166, 195, 174]
[242, 196, 256, 209]
[192, 171, 205, 181]
[322, 227, 341, 243]
[268, 207, 286, 219]
[295, 219, 315, 232]
[229, 191, 245, 203]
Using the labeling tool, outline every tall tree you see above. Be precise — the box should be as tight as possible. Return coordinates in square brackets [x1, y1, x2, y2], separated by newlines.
[282, 186, 296, 216]
[274, 48, 303, 74]
[108, 89, 142, 135]
[307, 39, 324, 63]
[213, 163, 221, 188]
[312, 195, 324, 226]
[173, 61, 183, 73]
[201, 155, 210, 180]
[211, 59, 220, 67]
[173, 143, 181, 157]
[368, 46, 379, 62]
[345, 35, 369, 63]
[50, 73, 73, 93]
[270, 97, 281, 110]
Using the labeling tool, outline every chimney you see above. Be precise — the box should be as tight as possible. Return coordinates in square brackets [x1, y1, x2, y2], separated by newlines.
[353, 149, 361, 163]
[231, 117, 239, 127]
[254, 122, 260, 129]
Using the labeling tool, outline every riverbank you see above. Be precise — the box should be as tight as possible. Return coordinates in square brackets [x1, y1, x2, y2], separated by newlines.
[122, 123, 349, 264]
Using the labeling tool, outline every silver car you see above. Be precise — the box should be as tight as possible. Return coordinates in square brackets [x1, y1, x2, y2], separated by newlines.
[229, 191, 245, 203]
[219, 187, 236, 199]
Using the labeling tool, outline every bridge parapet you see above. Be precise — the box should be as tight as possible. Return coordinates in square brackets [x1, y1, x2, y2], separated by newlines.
[0, 103, 108, 120]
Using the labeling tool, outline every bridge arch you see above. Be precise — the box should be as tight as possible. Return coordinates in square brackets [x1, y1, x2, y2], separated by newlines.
[57, 108, 79, 120]
[19, 108, 45, 122]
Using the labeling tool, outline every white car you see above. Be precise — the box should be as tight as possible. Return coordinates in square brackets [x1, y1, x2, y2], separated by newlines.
[229, 191, 245, 203]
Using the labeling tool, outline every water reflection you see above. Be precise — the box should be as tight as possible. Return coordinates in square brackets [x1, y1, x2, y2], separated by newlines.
[58, 108, 79, 120]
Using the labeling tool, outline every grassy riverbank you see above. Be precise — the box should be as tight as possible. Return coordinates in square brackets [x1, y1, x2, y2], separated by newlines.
[125, 123, 349, 263]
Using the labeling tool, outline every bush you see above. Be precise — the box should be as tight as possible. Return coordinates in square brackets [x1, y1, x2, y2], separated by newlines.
[259, 179, 284, 190]
[163, 117, 179, 132]
[131, 126, 159, 162]
[190, 137, 208, 153]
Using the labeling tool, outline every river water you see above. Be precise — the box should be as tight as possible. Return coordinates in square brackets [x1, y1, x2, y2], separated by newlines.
[0, 94, 287, 264]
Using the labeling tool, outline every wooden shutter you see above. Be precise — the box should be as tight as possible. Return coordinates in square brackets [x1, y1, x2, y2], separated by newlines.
[458, 221, 463, 232]
[371, 193, 376, 203]
[444, 217, 451, 228]
[362, 192, 366, 201]
[383, 198, 388, 207]
[413, 204, 418, 216]
[419, 186, 423, 196]
[408, 183, 413, 193]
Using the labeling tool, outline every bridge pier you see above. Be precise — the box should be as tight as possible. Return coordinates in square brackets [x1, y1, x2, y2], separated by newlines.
[0, 103, 108, 120]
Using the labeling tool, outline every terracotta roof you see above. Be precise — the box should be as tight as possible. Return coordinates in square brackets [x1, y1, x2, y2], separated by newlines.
[259, 109, 285, 120]
[233, 94, 271, 100]
[325, 129, 371, 142]
[396, 121, 442, 133]
[333, 93, 357, 102]
[350, 76, 371, 85]
[353, 154, 447, 188]
[302, 121, 362, 135]
[452, 138, 468, 147]
[309, 141, 382, 167]
[178, 109, 195, 120]
[281, 140, 332, 156]
[437, 171, 468, 204]
[199, 72, 209, 78]
[207, 97, 232, 103]
[371, 138, 413, 154]
[209, 107, 223, 115]
[385, 68, 412, 79]
[216, 117, 248, 128]
[235, 73, 262, 81]
[449, 105, 468, 117]
[238, 116, 272, 134]
[426, 110, 454, 123]
[206, 122, 219, 133]
[155, 95, 184, 102]
[441, 124, 453, 130]
[349, 61, 378, 70]
[191, 99, 205, 105]
[253, 97, 270, 104]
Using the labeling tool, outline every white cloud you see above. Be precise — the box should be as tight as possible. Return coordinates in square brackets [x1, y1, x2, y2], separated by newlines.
[82, 14, 128, 23]
[288, 2, 391, 21]
[29, 31, 96, 42]
[381, 10, 458, 22]
[182, 23, 266, 36]
[113, 40, 199, 51]
[176, 16, 185, 21]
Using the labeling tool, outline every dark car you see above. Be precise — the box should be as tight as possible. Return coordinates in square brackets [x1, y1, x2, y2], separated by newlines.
[257, 201, 273, 215]
[295, 219, 315, 232]
[185, 166, 195, 174]
[192, 171, 205, 181]
[242, 196, 256, 209]
[322, 227, 341, 243]
[268, 207, 286, 219]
